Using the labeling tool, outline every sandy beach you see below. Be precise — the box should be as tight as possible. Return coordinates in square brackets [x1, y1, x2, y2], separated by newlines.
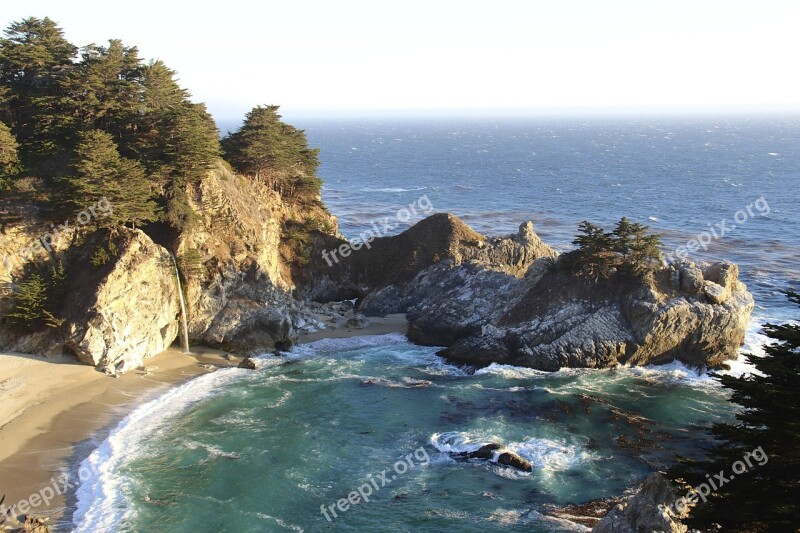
[0, 313, 408, 529]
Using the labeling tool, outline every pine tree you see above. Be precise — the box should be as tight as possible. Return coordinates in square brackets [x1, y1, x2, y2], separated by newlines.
[69, 130, 160, 229]
[164, 102, 220, 186]
[133, 60, 189, 171]
[222, 105, 320, 185]
[62, 39, 143, 144]
[7, 273, 48, 325]
[676, 291, 800, 531]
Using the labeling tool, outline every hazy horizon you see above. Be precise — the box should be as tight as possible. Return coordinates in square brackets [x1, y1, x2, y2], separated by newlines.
[5, 0, 800, 123]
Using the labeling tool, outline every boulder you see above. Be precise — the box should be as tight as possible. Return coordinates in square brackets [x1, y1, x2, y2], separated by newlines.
[238, 357, 257, 370]
[346, 314, 369, 329]
[0, 229, 180, 372]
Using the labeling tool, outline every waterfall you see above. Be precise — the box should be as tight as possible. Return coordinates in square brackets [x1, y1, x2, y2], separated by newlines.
[170, 253, 191, 354]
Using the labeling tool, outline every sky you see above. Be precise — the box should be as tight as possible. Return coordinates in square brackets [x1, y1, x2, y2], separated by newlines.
[4, 1, 800, 122]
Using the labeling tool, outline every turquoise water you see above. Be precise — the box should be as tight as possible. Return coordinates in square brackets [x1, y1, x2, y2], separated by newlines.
[73, 335, 733, 532]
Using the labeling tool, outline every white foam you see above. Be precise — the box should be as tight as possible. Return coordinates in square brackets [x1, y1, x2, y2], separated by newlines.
[72, 368, 249, 532]
[474, 363, 552, 379]
[430, 432, 589, 472]
[359, 186, 428, 193]
[289, 332, 409, 358]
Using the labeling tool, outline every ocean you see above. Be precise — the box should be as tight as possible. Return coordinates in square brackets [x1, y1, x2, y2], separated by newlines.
[72, 116, 799, 532]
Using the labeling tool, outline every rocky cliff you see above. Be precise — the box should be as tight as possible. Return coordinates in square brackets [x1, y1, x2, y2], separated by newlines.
[0, 228, 179, 373]
[0, 163, 335, 370]
[304, 217, 753, 371]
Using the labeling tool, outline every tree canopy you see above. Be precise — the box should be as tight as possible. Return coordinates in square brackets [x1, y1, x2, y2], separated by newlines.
[0, 17, 219, 231]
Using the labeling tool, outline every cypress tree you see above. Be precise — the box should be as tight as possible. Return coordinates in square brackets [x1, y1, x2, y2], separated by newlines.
[675, 291, 800, 531]
[69, 130, 160, 229]
[0, 17, 77, 164]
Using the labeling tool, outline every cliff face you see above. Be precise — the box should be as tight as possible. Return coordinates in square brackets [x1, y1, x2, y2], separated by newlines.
[302, 214, 555, 302]
[0, 163, 336, 370]
[0, 229, 179, 372]
[174, 162, 312, 355]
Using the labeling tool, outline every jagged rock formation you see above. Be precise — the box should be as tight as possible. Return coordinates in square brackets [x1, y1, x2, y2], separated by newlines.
[593, 472, 690, 533]
[306, 217, 753, 370]
[2, 179, 753, 373]
[172, 163, 320, 355]
[302, 214, 555, 302]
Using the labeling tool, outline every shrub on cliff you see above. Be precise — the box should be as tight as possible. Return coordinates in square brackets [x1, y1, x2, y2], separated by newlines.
[673, 291, 800, 531]
[6, 261, 66, 329]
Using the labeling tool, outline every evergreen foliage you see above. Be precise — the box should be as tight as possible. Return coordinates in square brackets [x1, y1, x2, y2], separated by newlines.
[69, 130, 160, 229]
[0, 120, 19, 189]
[673, 291, 800, 531]
[564, 218, 662, 282]
[222, 105, 321, 201]
[7, 260, 67, 328]
[0, 17, 322, 238]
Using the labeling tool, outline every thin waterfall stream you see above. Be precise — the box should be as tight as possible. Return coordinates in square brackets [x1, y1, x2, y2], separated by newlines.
[170, 253, 191, 354]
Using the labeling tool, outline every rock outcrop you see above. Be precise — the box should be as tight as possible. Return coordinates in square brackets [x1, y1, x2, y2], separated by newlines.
[593, 472, 690, 533]
[302, 214, 555, 302]
[306, 216, 753, 371]
[451, 442, 534, 472]
[0, 163, 337, 369]
[435, 259, 752, 370]
[172, 163, 336, 355]
[2, 176, 754, 374]
[0, 229, 180, 373]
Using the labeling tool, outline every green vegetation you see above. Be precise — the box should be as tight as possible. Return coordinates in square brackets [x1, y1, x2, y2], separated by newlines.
[0, 120, 19, 190]
[90, 246, 110, 266]
[7, 261, 67, 328]
[70, 130, 160, 229]
[0, 17, 220, 231]
[673, 291, 800, 531]
[222, 105, 321, 203]
[563, 217, 663, 282]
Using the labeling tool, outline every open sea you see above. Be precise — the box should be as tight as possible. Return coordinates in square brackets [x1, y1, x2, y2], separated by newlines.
[71, 116, 799, 532]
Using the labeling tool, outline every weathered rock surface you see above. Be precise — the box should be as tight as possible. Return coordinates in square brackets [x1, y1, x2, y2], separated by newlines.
[173, 164, 335, 355]
[317, 218, 753, 371]
[0, 164, 336, 368]
[0, 229, 180, 372]
[302, 214, 555, 302]
[593, 472, 690, 533]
